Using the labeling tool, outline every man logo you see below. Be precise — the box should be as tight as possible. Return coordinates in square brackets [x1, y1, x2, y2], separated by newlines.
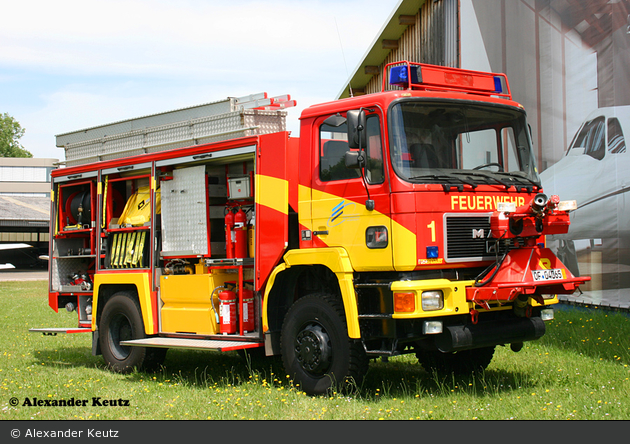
[472, 229, 485, 239]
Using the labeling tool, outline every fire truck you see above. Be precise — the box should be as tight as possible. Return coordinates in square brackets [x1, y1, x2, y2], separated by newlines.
[32, 61, 589, 395]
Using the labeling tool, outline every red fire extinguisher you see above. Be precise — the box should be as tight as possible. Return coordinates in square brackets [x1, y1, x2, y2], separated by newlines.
[241, 287, 255, 333]
[233, 206, 248, 259]
[225, 206, 235, 259]
[219, 285, 237, 334]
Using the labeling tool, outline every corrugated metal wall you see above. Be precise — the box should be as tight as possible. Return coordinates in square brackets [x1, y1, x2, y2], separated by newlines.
[363, 0, 459, 94]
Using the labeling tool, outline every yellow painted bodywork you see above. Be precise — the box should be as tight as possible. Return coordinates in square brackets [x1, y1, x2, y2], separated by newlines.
[93, 272, 154, 334]
[261, 262, 286, 333]
[160, 270, 236, 335]
[160, 274, 218, 335]
[391, 279, 473, 319]
[309, 189, 392, 271]
[535, 295, 559, 306]
[256, 175, 288, 215]
[262, 247, 361, 338]
[303, 187, 417, 272]
[390, 219, 418, 271]
[391, 279, 560, 319]
[298, 184, 312, 222]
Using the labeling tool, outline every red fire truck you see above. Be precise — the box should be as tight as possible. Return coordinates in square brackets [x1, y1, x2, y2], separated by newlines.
[32, 61, 589, 395]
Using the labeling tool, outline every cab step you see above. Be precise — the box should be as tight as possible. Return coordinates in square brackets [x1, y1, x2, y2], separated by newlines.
[29, 327, 92, 335]
[120, 337, 263, 352]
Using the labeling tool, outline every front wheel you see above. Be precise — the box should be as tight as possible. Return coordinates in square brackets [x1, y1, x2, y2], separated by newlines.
[280, 294, 368, 395]
[99, 292, 166, 373]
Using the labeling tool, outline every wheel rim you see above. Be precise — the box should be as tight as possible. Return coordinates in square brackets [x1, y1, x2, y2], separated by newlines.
[294, 323, 331, 375]
[108, 312, 133, 361]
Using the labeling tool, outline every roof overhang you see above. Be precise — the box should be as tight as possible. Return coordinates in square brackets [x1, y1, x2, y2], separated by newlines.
[337, 0, 426, 99]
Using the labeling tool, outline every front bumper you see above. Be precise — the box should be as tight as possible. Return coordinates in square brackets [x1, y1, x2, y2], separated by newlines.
[390, 277, 557, 321]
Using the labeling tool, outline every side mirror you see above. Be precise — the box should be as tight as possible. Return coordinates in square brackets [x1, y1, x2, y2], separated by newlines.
[344, 150, 362, 169]
[347, 109, 367, 149]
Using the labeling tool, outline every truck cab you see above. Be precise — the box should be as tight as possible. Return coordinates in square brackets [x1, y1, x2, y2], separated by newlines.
[265, 62, 588, 393]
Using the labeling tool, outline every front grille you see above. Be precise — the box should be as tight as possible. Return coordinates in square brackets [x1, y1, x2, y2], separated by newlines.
[445, 215, 510, 262]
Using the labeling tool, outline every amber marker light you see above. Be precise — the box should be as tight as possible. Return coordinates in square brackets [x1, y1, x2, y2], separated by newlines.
[394, 292, 415, 313]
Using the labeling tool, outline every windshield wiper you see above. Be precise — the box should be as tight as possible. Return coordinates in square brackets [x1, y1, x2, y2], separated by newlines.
[493, 172, 541, 190]
[407, 174, 478, 192]
[457, 171, 513, 189]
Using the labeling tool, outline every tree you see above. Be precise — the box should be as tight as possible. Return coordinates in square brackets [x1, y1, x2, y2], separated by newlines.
[0, 113, 32, 158]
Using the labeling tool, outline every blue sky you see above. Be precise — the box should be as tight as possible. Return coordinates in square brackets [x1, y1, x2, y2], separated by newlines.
[0, 0, 400, 160]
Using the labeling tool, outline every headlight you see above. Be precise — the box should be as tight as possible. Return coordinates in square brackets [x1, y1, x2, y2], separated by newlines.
[423, 321, 443, 334]
[540, 308, 554, 321]
[421, 290, 444, 311]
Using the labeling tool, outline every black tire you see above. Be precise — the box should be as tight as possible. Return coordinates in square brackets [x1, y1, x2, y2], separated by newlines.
[417, 346, 495, 375]
[99, 292, 167, 373]
[280, 294, 368, 395]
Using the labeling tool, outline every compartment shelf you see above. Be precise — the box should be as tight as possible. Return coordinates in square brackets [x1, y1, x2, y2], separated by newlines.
[56, 228, 93, 236]
[59, 285, 93, 294]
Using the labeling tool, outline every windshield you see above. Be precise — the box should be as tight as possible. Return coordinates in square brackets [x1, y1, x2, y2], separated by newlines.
[388, 101, 540, 186]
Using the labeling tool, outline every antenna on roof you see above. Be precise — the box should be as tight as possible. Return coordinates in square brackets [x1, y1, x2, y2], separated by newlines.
[335, 17, 353, 98]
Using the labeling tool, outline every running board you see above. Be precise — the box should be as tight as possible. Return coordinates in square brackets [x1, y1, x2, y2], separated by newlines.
[29, 327, 91, 335]
[120, 337, 263, 352]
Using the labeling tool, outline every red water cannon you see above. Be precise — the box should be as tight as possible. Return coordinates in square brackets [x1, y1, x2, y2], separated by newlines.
[489, 193, 576, 242]
[468, 193, 588, 312]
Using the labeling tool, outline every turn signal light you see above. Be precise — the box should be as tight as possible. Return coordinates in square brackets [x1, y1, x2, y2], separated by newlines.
[394, 292, 415, 313]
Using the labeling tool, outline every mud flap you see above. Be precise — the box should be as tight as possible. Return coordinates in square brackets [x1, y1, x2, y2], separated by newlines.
[92, 330, 101, 356]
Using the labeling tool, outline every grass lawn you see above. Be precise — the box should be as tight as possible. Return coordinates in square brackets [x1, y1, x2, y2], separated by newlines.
[1, 280, 629, 420]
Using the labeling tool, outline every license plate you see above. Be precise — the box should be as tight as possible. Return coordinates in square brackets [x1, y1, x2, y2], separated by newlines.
[532, 268, 565, 281]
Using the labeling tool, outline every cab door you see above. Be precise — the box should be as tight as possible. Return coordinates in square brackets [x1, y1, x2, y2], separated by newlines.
[310, 109, 392, 271]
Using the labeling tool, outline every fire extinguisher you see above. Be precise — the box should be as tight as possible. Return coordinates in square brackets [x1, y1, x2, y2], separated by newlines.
[225, 206, 235, 259]
[233, 206, 248, 259]
[219, 285, 237, 334]
[241, 286, 255, 333]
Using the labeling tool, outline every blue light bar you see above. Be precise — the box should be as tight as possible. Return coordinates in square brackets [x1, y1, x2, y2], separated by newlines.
[390, 65, 420, 87]
[426, 246, 439, 259]
[494, 76, 503, 93]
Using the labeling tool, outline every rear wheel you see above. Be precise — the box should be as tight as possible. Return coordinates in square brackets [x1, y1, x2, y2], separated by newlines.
[417, 346, 495, 375]
[99, 292, 166, 373]
[280, 294, 368, 395]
